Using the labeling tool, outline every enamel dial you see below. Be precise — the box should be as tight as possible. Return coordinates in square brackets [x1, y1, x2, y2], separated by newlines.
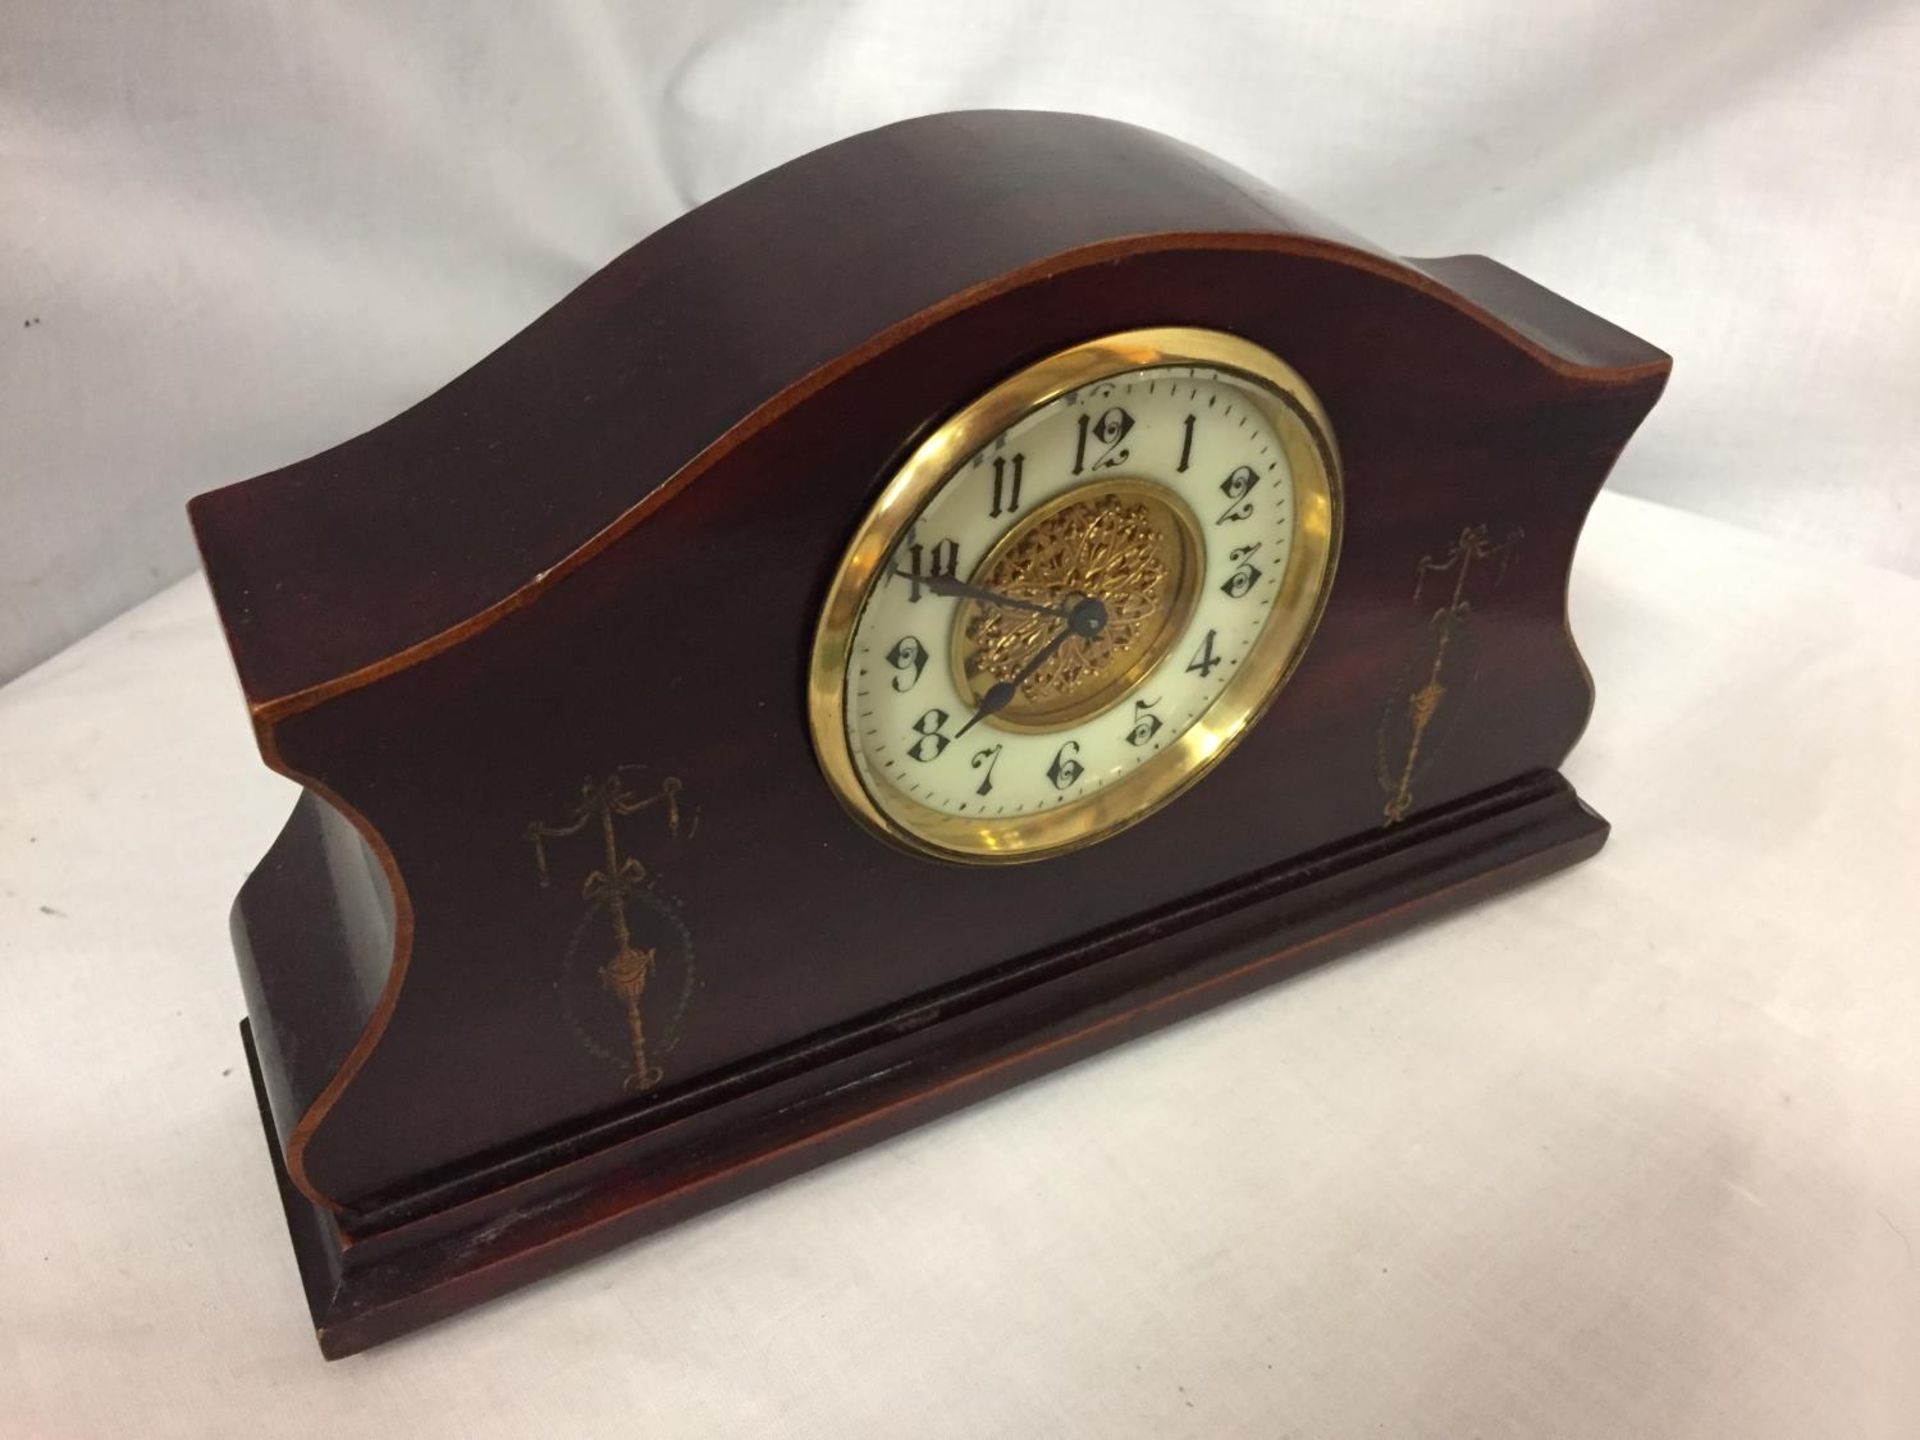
[809, 328, 1341, 862]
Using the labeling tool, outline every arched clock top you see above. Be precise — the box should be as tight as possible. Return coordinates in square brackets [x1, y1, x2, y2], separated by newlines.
[189, 110, 1664, 723]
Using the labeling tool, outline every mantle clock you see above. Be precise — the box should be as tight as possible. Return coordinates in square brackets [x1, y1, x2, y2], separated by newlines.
[188, 111, 1669, 1357]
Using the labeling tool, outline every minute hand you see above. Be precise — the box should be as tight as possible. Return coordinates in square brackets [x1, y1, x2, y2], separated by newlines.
[954, 595, 1109, 740]
[893, 569, 1072, 618]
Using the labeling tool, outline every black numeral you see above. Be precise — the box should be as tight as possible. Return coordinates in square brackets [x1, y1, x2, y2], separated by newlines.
[971, 744, 1003, 796]
[908, 708, 952, 762]
[1125, 698, 1164, 747]
[1186, 629, 1222, 678]
[898, 536, 960, 601]
[1216, 465, 1259, 523]
[1220, 543, 1264, 599]
[989, 453, 1024, 518]
[1178, 414, 1196, 473]
[1073, 407, 1135, 475]
[885, 636, 929, 691]
[1046, 740, 1085, 790]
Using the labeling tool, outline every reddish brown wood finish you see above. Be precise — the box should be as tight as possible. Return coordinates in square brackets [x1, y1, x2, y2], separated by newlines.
[189, 111, 1667, 1357]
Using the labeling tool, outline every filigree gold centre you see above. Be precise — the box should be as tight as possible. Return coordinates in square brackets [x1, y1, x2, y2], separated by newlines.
[954, 481, 1201, 731]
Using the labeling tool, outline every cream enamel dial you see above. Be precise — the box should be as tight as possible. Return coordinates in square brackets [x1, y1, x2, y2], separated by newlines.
[809, 328, 1341, 862]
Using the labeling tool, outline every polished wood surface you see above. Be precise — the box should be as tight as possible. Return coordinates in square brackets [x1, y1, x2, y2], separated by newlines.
[188, 110, 1668, 1355]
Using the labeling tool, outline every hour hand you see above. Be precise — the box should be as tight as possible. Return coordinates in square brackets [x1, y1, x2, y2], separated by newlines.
[891, 568, 1070, 618]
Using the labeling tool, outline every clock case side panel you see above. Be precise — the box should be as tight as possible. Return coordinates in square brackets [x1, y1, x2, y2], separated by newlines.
[228, 789, 403, 1168]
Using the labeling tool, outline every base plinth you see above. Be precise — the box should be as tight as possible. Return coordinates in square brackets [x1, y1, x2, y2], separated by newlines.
[245, 770, 1606, 1359]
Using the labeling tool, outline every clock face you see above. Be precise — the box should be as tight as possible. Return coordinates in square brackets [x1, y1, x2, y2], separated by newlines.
[809, 328, 1341, 862]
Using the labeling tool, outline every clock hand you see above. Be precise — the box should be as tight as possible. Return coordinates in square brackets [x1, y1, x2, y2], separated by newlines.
[891, 568, 1073, 618]
[954, 595, 1109, 739]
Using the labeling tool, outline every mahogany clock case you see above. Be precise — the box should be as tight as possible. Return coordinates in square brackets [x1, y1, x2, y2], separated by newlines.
[187, 111, 1669, 1356]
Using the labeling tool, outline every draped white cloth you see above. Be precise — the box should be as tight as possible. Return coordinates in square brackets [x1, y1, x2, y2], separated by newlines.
[3, 3, 1918, 1434]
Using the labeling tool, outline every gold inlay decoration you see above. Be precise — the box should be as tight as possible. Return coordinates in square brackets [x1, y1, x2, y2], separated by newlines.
[953, 480, 1202, 732]
[1377, 524, 1523, 825]
[526, 770, 686, 1091]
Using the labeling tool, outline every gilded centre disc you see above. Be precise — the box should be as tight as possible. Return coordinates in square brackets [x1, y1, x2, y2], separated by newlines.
[950, 479, 1204, 732]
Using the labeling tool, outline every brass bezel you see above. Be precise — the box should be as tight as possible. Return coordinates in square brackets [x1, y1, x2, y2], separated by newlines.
[806, 326, 1343, 864]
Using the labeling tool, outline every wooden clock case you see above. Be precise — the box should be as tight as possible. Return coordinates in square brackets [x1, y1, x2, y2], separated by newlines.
[188, 110, 1668, 1357]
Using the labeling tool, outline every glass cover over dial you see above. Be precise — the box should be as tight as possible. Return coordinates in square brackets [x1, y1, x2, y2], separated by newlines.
[809, 328, 1341, 862]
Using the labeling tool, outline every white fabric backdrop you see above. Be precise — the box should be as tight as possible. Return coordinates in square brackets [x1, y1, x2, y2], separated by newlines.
[4, 5, 1920, 1434]
[3, 0, 1918, 681]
